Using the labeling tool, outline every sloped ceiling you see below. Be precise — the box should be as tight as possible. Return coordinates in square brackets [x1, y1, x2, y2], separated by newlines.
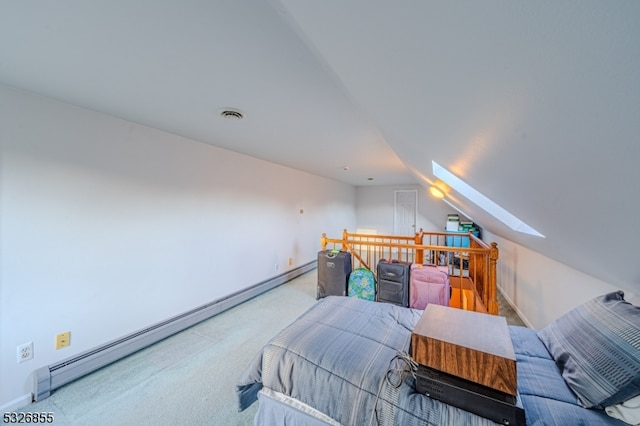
[1, 1, 639, 292]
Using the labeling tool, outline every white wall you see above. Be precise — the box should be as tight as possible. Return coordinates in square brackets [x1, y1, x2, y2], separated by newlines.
[0, 85, 356, 410]
[355, 185, 440, 235]
[486, 230, 638, 329]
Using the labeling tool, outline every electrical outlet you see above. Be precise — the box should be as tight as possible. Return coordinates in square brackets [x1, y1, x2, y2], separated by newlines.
[17, 342, 33, 363]
[274, 263, 279, 272]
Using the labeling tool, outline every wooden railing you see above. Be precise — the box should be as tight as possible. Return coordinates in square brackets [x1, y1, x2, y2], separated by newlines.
[321, 229, 499, 315]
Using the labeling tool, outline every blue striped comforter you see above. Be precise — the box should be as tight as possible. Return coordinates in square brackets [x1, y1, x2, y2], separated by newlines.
[237, 296, 623, 425]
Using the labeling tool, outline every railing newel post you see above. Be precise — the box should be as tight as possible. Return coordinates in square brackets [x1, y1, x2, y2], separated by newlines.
[488, 242, 499, 315]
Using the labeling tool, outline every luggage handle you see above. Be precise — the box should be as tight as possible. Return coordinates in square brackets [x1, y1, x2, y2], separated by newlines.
[325, 249, 341, 259]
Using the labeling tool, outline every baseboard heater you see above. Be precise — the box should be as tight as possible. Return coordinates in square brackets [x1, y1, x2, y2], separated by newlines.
[34, 261, 317, 402]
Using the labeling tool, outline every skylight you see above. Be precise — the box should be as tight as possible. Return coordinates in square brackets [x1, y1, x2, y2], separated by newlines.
[432, 161, 544, 238]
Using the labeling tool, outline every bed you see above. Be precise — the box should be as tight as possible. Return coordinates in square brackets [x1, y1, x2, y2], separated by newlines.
[237, 292, 640, 425]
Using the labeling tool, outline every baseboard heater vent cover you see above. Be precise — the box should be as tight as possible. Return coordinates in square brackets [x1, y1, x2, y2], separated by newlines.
[34, 261, 316, 401]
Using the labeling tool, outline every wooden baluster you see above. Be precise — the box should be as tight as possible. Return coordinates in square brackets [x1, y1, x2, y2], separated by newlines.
[456, 250, 463, 310]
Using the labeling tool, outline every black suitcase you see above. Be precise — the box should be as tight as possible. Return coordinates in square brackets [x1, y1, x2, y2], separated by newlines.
[377, 260, 411, 307]
[317, 250, 352, 299]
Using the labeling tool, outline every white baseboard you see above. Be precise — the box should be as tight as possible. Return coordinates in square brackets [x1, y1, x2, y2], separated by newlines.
[0, 393, 33, 412]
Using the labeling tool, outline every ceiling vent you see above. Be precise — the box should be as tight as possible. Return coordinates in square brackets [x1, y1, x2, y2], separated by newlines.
[219, 109, 245, 120]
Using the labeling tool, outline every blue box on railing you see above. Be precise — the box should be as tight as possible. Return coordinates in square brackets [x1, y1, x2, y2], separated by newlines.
[445, 230, 480, 248]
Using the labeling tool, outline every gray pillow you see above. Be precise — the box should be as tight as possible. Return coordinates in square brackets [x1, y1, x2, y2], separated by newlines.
[537, 291, 640, 408]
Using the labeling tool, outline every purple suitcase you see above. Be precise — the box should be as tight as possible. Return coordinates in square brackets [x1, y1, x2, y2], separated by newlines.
[409, 264, 450, 310]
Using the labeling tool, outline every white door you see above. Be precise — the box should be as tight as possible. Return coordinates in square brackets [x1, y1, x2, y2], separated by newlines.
[394, 190, 417, 236]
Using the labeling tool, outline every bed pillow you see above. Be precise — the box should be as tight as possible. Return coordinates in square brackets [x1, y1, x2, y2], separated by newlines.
[537, 291, 640, 409]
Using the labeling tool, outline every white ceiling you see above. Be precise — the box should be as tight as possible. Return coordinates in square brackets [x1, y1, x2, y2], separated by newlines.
[2, 1, 639, 292]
